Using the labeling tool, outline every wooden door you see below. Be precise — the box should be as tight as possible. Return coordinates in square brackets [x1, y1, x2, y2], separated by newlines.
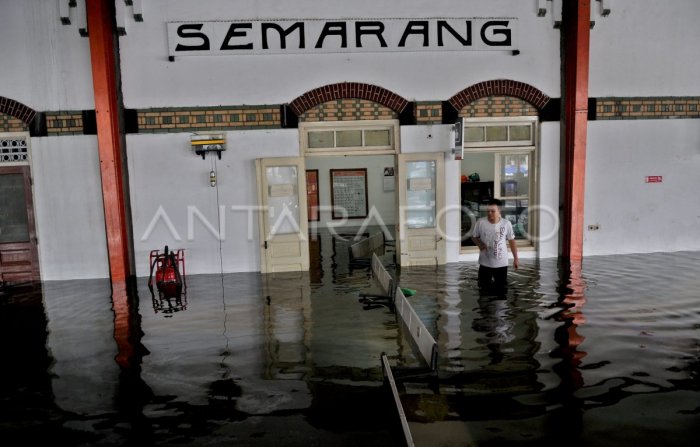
[0, 165, 40, 284]
[255, 157, 310, 273]
[396, 152, 446, 266]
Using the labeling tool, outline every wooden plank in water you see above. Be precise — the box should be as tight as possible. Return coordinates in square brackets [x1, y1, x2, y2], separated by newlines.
[381, 353, 415, 447]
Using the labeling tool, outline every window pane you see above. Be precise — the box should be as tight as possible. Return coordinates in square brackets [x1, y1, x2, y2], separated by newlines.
[364, 129, 390, 146]
[308, 131, 334, 148]
[266, 166, 299, 235]
[464, 127, 485, 143]
[405, 161, 436, 229]
[0, 174, 30, 243]
[509, 125, 532, 141]
[336, 130, 362, 147]
[499, 154, 529, 198]
[485, 126, 508, 141]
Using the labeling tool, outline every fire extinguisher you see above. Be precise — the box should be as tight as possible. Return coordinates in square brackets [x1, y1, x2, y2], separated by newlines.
[148, 245, 183, 298]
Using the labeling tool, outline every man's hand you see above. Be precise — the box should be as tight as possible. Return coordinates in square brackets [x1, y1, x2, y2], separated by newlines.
[513, 258, 519, 270]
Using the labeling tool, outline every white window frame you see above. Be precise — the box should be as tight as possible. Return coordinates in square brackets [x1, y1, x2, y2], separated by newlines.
[463, 117, 536, 148]
[299, 119, 400, 156]
[460, 117, 539, 252]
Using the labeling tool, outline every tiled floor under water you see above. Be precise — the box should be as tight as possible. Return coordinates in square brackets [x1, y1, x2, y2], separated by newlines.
[1, 230, 699, 446]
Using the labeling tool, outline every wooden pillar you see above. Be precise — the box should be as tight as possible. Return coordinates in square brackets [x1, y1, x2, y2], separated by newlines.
[86, 0, 132, 281]
[561, 0, 591, 262]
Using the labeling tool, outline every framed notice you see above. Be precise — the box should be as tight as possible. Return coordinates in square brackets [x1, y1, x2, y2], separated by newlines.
[330, 168, 368, 219]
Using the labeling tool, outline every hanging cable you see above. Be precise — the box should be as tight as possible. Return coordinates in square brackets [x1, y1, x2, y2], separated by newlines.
[212, 155, 230, 375]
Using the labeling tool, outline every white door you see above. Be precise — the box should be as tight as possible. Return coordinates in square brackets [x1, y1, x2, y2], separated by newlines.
[396, 152, 446, 266]
[255, 157, 310, 273]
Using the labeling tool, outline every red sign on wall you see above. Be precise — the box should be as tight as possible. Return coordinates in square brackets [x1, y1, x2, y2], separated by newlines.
[645, 176, 663, 183]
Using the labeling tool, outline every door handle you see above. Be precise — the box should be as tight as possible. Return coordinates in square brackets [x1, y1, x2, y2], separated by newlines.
[264, 241, 268, 249]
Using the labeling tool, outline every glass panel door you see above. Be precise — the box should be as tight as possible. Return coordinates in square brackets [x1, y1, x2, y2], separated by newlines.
[256, 157, 310, 273]
[397, 153, 445, 266]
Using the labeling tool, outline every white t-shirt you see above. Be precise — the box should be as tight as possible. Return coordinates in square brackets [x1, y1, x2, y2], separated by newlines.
[472, 217, 515, 268]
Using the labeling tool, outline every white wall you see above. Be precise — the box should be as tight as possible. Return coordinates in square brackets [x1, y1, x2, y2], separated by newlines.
[0, 0, 94, 110]
[589, 0, 700, 96]
[118, 0, 560, 108]
[585, 119, 700, 256]
[31, 136, 110, 280]
[1, 1, 106, 281]
[127, 129, 299, 277]
[305, 154, 396, 228]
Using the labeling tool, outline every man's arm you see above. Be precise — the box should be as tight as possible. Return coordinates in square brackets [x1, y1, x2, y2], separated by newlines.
[508, 239, 519, 269]
[471, 221, 486, 250]
[472, 235, 486, 251]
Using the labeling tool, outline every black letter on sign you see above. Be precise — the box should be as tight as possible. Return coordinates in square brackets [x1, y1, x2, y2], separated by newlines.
[398, 21, 429, 47]
[355, 21, 387, 48]
[481, 20, 512, 46]
[175, 24, 210, 51]
[437, 20, 472, 47]
[315, 22, 347, 48]
[262, 22, 305, 49]
[220, 23, 254, 50]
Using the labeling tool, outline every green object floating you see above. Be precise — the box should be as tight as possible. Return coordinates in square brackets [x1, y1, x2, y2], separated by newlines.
[401, 288, 417, 296]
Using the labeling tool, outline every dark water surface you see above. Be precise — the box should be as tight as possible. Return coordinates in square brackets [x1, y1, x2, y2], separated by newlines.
[1, 238, 699, 446]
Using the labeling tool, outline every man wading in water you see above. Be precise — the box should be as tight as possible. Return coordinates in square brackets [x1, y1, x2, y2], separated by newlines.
[471, 198, 519, 296]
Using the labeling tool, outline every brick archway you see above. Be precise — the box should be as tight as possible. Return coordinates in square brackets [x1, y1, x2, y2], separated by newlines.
[0, 96, 36, 124]
[448, 79, 550, 111]
[289, 82, 409, 116]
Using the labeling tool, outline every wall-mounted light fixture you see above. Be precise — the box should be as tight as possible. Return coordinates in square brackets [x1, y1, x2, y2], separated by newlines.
[191, 134, 226, 159]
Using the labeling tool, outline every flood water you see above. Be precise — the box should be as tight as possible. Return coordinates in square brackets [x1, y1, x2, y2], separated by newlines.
[1, 231, 699, 446]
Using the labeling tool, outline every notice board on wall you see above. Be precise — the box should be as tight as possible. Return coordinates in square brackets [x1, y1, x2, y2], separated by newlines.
[330, 168, 368, 219]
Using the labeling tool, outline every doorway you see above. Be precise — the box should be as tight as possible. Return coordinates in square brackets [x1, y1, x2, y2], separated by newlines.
[255, 120, 448, 273]
[0, 165, 40, 284]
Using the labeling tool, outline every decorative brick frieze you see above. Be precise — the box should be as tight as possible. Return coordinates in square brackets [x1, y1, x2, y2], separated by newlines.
[459, 96, 538, 118]
[596, 97, 700, 120]
[7, 94, 700, 138]
[136, 106, 281, 132]
[0, 113, 28, 132]
[46, 111, 84, 135]
[299, 99, 397, 122]
[415, 102, 442, 124]
[290, 82, 409, 116]
[449, 80, 550, 111]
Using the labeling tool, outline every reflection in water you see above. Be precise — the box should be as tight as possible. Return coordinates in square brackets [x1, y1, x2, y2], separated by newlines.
[112, 280, 155, 444]
[1, 248, 699, 446]
[472, 295, 516, 365]
[150, 291, 187, 316]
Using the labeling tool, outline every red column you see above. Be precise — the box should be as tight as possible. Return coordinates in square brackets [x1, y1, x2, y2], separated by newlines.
[561, 0, 591, 262]
[86, 0, 132, 281]
[111, 280, 134, 368]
